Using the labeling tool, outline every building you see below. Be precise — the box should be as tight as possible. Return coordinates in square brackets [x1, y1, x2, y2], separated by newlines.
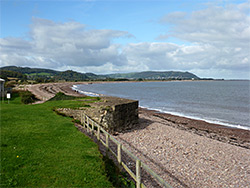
[0, 78, 5, 99]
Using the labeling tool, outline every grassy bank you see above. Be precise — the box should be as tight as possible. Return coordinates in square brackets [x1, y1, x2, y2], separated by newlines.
[0, 93, 113, 187]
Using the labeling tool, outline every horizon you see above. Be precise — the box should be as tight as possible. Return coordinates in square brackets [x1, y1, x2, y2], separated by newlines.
[1, 0, 250, 79]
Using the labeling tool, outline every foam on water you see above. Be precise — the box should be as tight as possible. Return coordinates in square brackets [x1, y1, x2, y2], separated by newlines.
[72, 85, 100, 97]
[74, 81, 250, 131]
[141, 106, 250, 131]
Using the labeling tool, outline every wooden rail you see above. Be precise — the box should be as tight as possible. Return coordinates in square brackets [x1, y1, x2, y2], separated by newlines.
[80, 112, 172, 188]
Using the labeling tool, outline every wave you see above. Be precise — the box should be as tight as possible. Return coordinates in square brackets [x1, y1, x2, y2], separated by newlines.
[140, 106, 250, 131]
[73, 83, 250, 131]
[72, 85, 101, 97]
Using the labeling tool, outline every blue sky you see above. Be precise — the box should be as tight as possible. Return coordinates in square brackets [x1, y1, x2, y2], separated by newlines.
[1, 0, 249, 79]
[1, 1, 202, 42]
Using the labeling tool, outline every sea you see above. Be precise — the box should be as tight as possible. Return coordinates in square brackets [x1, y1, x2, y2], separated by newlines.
[73, 81, 250, 130]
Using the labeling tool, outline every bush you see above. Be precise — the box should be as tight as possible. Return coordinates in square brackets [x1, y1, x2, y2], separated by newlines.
[5, 81, 16, 88]
[20, 91, 38, 104]
[48, 92, 77, 101]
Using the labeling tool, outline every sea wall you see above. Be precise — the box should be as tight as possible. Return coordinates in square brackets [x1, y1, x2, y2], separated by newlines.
[56, 96, 138, 132]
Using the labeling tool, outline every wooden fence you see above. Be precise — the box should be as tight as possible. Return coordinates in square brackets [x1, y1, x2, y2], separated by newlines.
[80, 112, 172, 188]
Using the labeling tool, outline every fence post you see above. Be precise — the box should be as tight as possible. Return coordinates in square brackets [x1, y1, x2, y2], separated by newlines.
[83, 114, 86, 127]
[136, 160, 141, 188]
[97, 124, 100, 141]
[87, 117, 89, 132]
[89, 119, 92, 134]
[117, 144, 122, 164]
[80, 112, 83, 125]
[106, 134, 109, 151]
[91, 120, 94, 134]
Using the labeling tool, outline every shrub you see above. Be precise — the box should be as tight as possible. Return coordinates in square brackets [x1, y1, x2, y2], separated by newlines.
[20, 91, 38, 104]
[49, 92, 77, 101]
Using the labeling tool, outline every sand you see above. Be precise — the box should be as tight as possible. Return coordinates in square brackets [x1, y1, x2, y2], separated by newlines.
[25, 82, 250, 188]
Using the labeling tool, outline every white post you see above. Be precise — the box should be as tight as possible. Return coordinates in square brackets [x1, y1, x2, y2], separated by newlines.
[6, 93, 11, 104]
[97, 124, 100, 141]
[87, 117, 89, 132]
[80, 112, 83, 125]
[136, 160, 141, 188]
[117, 144, 122, 164]
[106, 134, 109, 150]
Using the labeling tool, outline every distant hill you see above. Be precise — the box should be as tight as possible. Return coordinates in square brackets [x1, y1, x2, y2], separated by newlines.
[107, 71, 200, 80]
[0, 70, 27, 81]
[0, 66, 200, 82]
[0, 66, 59, 75]
[0, 66, 101, 82]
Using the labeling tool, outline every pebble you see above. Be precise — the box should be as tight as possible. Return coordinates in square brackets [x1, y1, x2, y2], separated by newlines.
[114, 113, 250, 188]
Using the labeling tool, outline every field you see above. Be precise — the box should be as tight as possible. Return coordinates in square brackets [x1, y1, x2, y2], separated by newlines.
[0, 93, 113, 187]
[25, 72, 53, 76]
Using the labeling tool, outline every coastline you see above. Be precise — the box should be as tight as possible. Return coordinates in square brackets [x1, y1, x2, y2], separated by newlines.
[71, 82, 250, 148]
[72, 81, 250, 131]
[24, 81, 250, 148]
[139, 107, 250, 149]
[24, 81, 250, 187]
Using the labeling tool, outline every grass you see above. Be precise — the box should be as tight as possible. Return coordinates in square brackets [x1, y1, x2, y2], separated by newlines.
[25, 73, 53, 76]
[0, 93, 113, 187]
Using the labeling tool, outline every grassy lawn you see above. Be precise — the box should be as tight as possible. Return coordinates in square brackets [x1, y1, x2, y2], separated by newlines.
[0, 93, 113, 187]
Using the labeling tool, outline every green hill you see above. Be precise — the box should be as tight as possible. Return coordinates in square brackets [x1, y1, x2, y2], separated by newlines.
[0, 66, 101, 81]
[1, 66, 200, 81]
[0, 70, 27, 81]
[107, 71, 200, 80]
[0, 66, 58, 75]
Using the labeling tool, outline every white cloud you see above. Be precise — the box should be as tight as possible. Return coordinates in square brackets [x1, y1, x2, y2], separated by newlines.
[0, 18, 129, 69]
[155, 1, 250, 78]
[1, 2, 250, 79]
[161, 3, 250, 46]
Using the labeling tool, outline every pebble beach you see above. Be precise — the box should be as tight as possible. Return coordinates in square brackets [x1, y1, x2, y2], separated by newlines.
[25, 82, 250, 187]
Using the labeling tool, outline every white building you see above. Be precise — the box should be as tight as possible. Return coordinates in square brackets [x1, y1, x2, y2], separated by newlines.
[0, 78, 5, 99]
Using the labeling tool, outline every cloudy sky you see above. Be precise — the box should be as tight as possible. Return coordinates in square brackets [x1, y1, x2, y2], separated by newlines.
[1, 0, 249, 79]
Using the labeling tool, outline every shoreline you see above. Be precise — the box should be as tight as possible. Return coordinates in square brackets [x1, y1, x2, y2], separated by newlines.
[141, 106, 250, 131]
[72, 82, 250, 149]
[139, 107, 250, 149]
[24, 81, 250, 187]
[25, 81, 250, 148]
[72, 82, 250, 131]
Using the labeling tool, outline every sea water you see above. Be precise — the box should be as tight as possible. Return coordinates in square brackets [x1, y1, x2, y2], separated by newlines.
[73, 81, 250, 130]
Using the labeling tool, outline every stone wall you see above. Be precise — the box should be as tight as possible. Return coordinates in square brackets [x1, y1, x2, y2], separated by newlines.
[56, 96, 138, 133]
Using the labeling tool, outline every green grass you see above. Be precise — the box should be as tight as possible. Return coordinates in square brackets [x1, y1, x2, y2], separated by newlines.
[25, 72, 53, 76]
[0, 94, 113, 187]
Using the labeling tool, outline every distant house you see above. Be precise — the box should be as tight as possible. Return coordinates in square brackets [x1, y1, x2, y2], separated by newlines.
[0, 78, 5, 99]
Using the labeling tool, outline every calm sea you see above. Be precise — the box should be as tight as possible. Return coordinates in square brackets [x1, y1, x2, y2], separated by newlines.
[74, 81, 250, 130]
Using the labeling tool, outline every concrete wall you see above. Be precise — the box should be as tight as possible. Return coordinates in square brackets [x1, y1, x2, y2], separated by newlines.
[56, 97, 138, 133]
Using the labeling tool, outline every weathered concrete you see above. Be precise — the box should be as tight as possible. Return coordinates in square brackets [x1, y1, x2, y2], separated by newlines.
[56, 96, 138, 132]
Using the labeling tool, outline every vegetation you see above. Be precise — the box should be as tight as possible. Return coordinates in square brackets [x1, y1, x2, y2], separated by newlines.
[0, 66, 58, 75]
[0, 70, 27, 81]
[54, 70, 89, 81]
[0, 66, 102, 82]
[0, 93, 114, 187]
[103, 156, 135, 188]
[48, 92, 80, 101]
[0, 66, 202, 83]
[19, 91, 39, 104]
[107, 71, 200, 80]
[1, 92, 135, 187]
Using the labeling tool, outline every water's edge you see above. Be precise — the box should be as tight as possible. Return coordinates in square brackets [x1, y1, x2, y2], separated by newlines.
[72, 83, 250, 131]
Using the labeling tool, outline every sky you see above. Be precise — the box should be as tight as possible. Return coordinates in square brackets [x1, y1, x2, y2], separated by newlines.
[0, 0, 250, 79]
